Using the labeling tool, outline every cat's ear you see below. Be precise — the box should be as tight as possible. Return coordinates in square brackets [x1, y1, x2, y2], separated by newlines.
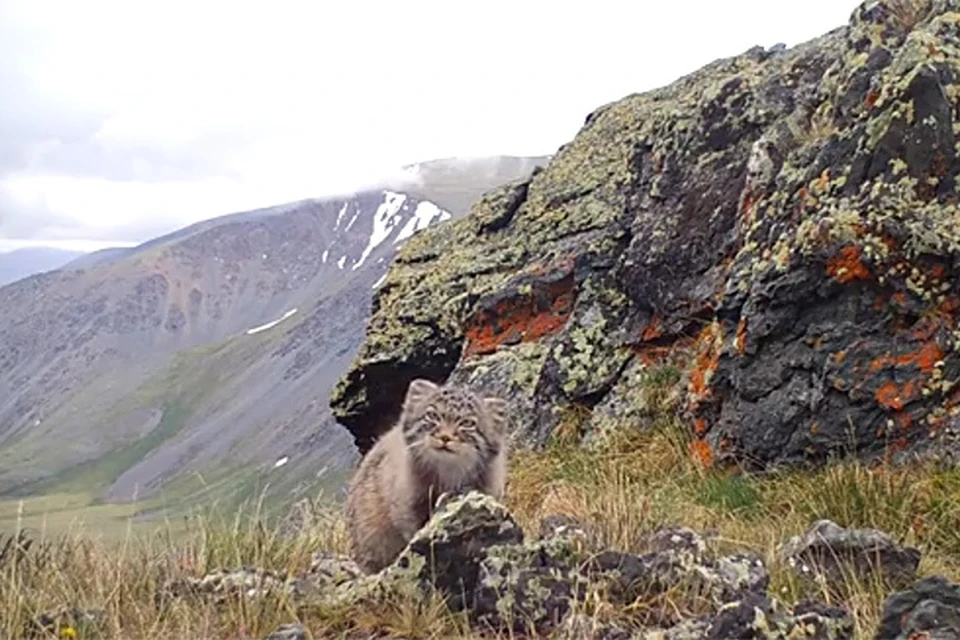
[483, 397, 510, 435]
[403, 378, 439, 413]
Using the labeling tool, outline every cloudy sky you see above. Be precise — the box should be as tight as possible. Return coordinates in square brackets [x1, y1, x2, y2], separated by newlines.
[1, 0, 861, 253]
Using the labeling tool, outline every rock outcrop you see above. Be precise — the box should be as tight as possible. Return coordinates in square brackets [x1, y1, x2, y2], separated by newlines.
[330, 0, 960, 468]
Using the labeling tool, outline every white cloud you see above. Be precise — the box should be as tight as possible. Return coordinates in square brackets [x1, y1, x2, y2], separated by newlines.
[0, 0, 863, 248]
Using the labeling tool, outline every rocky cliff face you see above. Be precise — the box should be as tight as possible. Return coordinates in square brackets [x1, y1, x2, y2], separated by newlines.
[331, 0, 960, 469]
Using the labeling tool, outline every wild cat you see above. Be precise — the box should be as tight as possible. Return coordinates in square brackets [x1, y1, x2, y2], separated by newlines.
[343, 378, 509, 573]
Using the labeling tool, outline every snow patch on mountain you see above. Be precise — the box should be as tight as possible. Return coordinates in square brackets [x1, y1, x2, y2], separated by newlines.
[395, 201, 451, 244]
[246, 308, 298, 335]
[335, 201, 349, 229]
[353, 191, 408, 270]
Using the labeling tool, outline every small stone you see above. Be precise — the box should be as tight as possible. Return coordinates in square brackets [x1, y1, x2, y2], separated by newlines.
[260, 622, 306, 640]
[779, 520, 921, 590]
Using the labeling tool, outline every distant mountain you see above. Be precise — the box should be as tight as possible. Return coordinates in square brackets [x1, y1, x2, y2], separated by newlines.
[0, 154, 549, 518]
[62, 247, 130, 271]
[0, 247, 86, 286]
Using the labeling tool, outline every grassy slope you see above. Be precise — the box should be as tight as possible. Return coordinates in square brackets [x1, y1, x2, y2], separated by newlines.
[0, 318, 335, 540]
[3, 349, 960, 638]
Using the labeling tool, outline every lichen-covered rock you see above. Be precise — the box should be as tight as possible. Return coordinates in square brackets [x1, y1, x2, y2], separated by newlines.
[703, 594, 854, 639]
[331, 1, 960, 469]
[874, 575, 960, 640]
[307, 551, 363, 589]
[327, 491, 525, 610]
[779, 519, 921, 590]
[159, 567, 302, 605]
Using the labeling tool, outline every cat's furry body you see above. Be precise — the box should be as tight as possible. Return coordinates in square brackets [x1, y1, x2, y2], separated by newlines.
[344, 379, 509, 573]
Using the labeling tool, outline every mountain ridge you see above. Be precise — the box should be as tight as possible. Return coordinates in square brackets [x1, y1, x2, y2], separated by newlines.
[0, 247, 86, 286]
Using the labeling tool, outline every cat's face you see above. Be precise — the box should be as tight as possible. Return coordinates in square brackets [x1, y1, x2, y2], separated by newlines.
[400, 379, 508, 478]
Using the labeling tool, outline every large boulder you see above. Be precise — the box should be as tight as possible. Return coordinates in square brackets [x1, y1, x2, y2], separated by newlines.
[330, 0, 960, 469]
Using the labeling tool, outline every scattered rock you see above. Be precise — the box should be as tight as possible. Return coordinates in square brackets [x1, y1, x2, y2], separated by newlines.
[538, 513, 589, 541]
[158, 492, 861, 638]
[780, 519, 921, 590]
[160, 567, 301, 604]
[874, 575, 960, 640]
[330, 492, 793, 635]
[307, 551, 363, 588]
[704, 594, 853, 640]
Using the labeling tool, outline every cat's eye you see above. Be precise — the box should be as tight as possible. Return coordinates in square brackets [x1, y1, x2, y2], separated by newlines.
[423, 408, 441, 423]
[459, 418, 478, 431]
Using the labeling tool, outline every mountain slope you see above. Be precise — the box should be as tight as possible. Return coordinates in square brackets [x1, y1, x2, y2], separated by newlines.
[0, 154, 549, 515]
[0, 191, 447, 505]
[0, 247, 86, 286]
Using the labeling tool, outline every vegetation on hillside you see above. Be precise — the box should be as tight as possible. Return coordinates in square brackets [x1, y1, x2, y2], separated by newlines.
[3, 351, 960, 638]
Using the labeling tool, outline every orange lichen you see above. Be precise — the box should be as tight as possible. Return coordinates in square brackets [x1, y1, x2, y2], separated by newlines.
[865, 89, 881, 107]
[815, 169, 830, 192]
[833, 350, 847, 364]
[688, 322, 723, 405]
[876, 379, 921, 411]
[876, 381, 904, 410]
[463, 272, 575, 357]
[734, 317, 747, 354]
[693, 418, 708, 436]
[690, 439, 714, 467]
[868, 341, 944, 374]
[641, 315, 663, 342]
[826, 245, 870, 283]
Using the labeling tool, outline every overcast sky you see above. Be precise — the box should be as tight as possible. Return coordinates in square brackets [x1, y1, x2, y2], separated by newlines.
[0, 0, 861, 254]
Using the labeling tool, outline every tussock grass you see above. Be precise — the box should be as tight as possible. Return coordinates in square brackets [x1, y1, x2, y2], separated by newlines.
[4, 361, 960, 638]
